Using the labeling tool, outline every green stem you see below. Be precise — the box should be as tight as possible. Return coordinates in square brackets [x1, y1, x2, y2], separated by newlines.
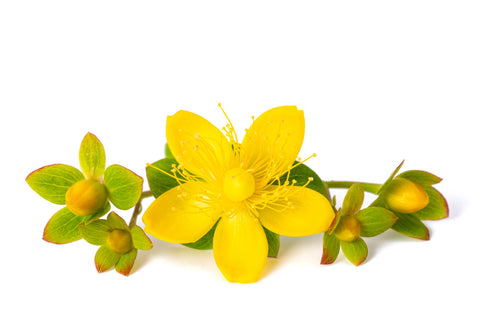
[325, 181, 382, 194]
[129, 190, 153, 228]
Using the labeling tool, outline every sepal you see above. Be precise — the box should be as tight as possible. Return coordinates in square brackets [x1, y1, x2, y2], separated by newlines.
[413, 186, 449, 220]
[356, 207, 398, 237]
[397, 170, 442, 186]
[104, 164, 143, 210]
[321, 232, 340, 265]
[26, 164, 84, 205]
[79, 133, 106, 180]
[130, 226, 153, 251]
[391, 212, 430, 240]
[341, 182, 364, 215]
[95, 245, 121, 273]
[79, 220, 111, 246]
[43, 204, 109, 244]
[115, 249, 138, 276]
[340, 238, 368, 266]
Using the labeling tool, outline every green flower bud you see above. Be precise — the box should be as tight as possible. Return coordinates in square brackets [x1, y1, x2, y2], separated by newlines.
[334, 215, 361, 242]
[383, 177, 429, 213]
[66, 179, 108, 216]
[107, 229, 133, 254]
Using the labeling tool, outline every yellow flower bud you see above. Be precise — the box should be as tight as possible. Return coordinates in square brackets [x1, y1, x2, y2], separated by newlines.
[107, 229, 133, 254]
[334, 215, 361, 242]
[383, 177, 429, 213]
[66, 179, 108, 216]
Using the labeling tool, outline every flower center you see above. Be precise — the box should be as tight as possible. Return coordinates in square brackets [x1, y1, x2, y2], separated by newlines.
[223, 168, 255, 202]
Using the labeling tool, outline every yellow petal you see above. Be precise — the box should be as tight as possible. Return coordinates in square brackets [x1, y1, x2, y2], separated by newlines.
[142, 182, 220, 244]
[241, 106, 305, 187]
[258, 186, 335, 237]
[166, 110, 234, 183]
[213, 209, 268, 283]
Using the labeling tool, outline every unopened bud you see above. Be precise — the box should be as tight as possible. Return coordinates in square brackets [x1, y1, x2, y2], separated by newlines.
[66, 179, 108, 216]
[383, 177, 429, 213]
[107, 229, 133, 254]
[334, 215, 361, 242]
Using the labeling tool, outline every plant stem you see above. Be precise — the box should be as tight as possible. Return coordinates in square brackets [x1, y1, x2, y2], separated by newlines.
[325, 181, 382, 194]
[129, 190, 153, 228]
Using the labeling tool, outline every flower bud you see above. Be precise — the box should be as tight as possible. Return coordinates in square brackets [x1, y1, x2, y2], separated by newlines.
[107, 229, 133, 254]
[66, 179, 108, 216]
[334, 215, 361, 242]
[383, 177, 429, 213]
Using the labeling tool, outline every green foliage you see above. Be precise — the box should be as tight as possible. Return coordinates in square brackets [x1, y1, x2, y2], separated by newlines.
[263, 227, 280, 258]
[278, 161, 331, 203]
[26, 164, 84, 205]
[183, 220, 218, 250]
[146, 158, 180, 198]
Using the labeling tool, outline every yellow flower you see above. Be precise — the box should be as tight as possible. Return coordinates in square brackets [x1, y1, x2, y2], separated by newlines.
[143, 106, 335, 283]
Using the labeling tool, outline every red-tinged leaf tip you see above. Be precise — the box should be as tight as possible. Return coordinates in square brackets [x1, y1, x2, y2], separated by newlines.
[115, 249, 137, 276]
[94, 246, 120, 273]
[327, 209, 341, 235]
[320, 251, 336, 265]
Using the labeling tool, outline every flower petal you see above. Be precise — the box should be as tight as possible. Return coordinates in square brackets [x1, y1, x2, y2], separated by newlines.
[213, 210, 268, 283]
[258, 186, 335, 237]
[142, 182, 220, 244]
[241, 106, 305, 186]
[166, 110, 234, 182]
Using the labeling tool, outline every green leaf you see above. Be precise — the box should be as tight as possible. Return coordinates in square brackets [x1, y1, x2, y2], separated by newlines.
[321, 232, 340, 265]
[107, 212, 129, 230]
[79, 133, 106, 179]
[342, 183, 364, 215]
[391, 212, 430, 240]
[165, 143, 174, 158]
[79, 220, 111, 246]
[115, 248, 138, 276]
[130, 225, 153, 250]
[95, 246, 121, 273]
[377, 160, 405, 195]
[357, 207, 398, 237]
[397, 170, 442, 186]
[341, 238, 368, 266]
[183, 220, 218, 250]
[26, 164, 84, 204]
[278, 161, 332, 203]
[413, 186, 449, 220]
[146, 158, 181, 198]
[43, 207, 85, 244]
[104, 164, 143, 210]
[263, 227, 280, 258]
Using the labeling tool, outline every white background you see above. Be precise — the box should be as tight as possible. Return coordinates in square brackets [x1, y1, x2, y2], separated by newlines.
[1, 1, 479, 319]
